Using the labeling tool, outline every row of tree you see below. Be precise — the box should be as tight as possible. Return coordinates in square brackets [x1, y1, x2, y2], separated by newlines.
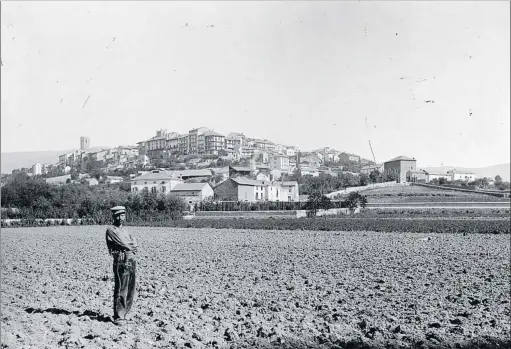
[428, 175, 510, 191]
[1, 173, 186, 220]
[282, 169, 399, 195]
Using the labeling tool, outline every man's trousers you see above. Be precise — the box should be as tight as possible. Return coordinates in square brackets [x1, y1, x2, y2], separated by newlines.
[112, 252, 136, 320]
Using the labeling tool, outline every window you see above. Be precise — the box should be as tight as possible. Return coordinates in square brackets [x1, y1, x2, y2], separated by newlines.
[289, 188, 292, 193]
[162, 186, 166, 193]
[151, 187, 157, 194]
[256, 193, 259, 199]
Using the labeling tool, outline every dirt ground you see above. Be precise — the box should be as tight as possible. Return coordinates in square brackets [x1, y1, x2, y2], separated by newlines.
[1, 226, 509, 349]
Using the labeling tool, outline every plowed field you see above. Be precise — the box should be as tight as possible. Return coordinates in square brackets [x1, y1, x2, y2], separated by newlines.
[1, 227, 509, 349]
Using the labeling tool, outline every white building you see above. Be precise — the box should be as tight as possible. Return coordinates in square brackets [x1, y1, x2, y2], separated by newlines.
[426, 172, 450, 183]
[131, 170, 183, 194]
[106, 176, 124, 184]
[169, 183, 214, 204]
[360, 164, 384, 175]
[32, 163, 42, 176]
[447, 170, 476, 182]
[271, 155, 289, 171]
[213, 178, 299, 202]
[299, 166, 319, 177]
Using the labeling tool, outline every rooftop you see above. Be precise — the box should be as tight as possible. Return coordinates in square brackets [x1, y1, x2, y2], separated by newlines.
[171, 183, 210, 192]
[132, 171, 182, 181]
[231, 177, 271, 187]
[278, 181, 298, 187]
[230, 166, 253, 172]
[386, 155, 416, 162]
[169, 169, 213, 177]
[204, 131, 224, 137]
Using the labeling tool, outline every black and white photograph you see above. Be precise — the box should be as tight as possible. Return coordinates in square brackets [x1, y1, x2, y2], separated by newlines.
[1, 1, 510, 348]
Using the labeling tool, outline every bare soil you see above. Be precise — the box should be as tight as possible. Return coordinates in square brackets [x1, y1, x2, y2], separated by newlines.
[1, 227, 509, 349]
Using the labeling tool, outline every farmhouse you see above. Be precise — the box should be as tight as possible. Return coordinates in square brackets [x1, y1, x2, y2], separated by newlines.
[169, 183, 214, 204]
[447, 170, 476, 182]
[361, 164, 384, 175]
[426, 172, 450, 183]
[384, 156, 417, 183]
[131, 170, 183, 194]
[299, 166, 319, 177]
[213, 178, 299, 202]
[407, 169, 428, 182]
[105, 176, 123, 184]
[168, 169, 213, 180]
[229, 166, 253, 178]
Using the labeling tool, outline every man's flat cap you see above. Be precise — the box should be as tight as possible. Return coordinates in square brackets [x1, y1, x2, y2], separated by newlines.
[110, 206, 126, 214]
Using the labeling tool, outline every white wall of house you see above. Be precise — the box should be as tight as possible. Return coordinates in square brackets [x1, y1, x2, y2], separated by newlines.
[271, 156, 289, 171]
[32, 163, 42, 176]
[265, 184, 281, 201]
[256, 172, 271, 181]
[131, 178, 182, 194]
[237, 185, 256, 201]
[426, 174, 450, 183]
[301, 168, 319, 177]
[170, 187, 214, 203]
[281, 184, 299, 201]
[449, 172, 476, 182]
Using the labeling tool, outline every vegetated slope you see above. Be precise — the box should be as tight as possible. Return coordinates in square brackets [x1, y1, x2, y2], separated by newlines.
[360, 184, 509, 203]
[1, 227, 509, 349]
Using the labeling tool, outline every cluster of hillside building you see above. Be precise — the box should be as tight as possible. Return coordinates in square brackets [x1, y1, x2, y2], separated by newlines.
[15, 129, 479, 204]
[129, 167, 300, 208]
[22, 128, 370, 178]
[382, 156, 476, 183]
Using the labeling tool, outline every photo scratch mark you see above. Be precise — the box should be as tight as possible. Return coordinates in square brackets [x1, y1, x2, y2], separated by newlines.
[105, 38, 116, 50]
[82, 94, 91, 109]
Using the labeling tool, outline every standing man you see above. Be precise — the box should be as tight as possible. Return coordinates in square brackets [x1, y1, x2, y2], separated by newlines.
[106, 206, 139, 325]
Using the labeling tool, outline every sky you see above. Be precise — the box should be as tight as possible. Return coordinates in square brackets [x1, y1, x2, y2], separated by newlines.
[1, 1, 509, 168]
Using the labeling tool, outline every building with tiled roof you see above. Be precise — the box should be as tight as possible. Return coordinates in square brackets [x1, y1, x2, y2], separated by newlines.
[384, 155, 417, 183]
[130, 170, 183, 194]
[213, 177, 299, 202]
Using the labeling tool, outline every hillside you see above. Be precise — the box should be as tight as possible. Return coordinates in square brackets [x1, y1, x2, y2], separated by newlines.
[422, 163, 510, 182]
[1, 150, 74, 174]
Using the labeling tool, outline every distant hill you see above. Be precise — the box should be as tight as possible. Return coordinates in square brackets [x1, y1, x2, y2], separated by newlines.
[1, 150, 74, 174]
[422, 163, 510, 182]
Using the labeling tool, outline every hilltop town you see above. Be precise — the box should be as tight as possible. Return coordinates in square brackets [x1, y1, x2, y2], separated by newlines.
[5, 126, 504, 206]
[18, 128, 373, 177]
